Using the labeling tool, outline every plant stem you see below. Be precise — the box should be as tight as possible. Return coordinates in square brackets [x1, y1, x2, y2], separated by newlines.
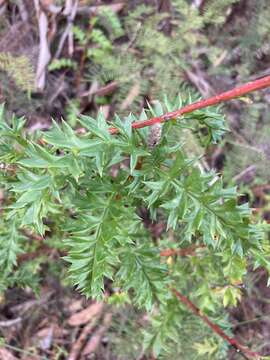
[160, 244, 205, 257]
[109, 75, 270, 134]
[172, 288, 261, 359]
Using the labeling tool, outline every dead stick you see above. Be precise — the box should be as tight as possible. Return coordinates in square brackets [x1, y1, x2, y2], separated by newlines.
[109, 75, 270, 134]
[172, 288, 261, 359]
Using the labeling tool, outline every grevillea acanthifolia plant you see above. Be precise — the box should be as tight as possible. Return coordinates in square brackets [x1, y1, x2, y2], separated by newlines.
[1, 76, 270, 359]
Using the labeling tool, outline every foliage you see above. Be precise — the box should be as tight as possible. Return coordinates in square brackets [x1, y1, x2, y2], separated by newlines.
[108, 302, 228, 360]
[48, 58, 77, 71]
[0, 1, 269, 358]
[0, 52, 35, 93]
[0, 90, 269, 358]
[67, 0, 245, 116]
[222, 98, 270, 184]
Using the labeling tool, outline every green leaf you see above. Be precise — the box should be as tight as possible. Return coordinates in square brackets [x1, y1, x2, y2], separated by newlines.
[117, 245, 167, 310]
[0, 220, 24, 273]
[223, 286, 242, 307]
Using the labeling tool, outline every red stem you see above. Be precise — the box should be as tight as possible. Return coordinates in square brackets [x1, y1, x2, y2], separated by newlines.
[109, 75, 270, 134]
[160, 244, 206, 257]
[172, 289, 261, 359]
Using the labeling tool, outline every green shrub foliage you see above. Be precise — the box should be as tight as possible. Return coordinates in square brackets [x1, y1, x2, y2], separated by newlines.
[0, 96, 269, 357]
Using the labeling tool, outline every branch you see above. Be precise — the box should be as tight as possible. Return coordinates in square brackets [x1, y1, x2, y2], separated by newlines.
[160, 244, 205, 257]
[109, 75, 270, 134]
[160, 247, 261, 358]
[17, 244, 51, 265]
[172, 288, 261, 360]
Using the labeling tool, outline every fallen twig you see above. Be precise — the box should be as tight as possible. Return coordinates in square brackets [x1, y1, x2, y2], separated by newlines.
[77, 3, 124, 16]
[17, 0, 28, 22]
[184, 65, 215, 98]
[232, 165, 257, 184]
[34, 0, 51, 90]
[0, 318, 22, 328]
[120, 82, 141, 110]
[80, 81, 119, 98]
[55, 0, 79, 58]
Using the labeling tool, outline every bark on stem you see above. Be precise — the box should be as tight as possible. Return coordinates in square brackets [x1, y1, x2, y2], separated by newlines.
[109, 75, 270, 134]
[172, 288, 261, 359]
[160, 244, 205, 257]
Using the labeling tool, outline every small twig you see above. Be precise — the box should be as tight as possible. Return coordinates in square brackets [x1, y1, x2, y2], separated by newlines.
[18, 229, 66, 264]
[17, 0, 28, 22]
[191, 0, 205, 10]
[34, 0, 51, 90]
[227, 139, 265, 155]
[184, 65, 215, 98]
[10, 291, 53, 315]
[162, 242, 262, 359]
[109, 75, 270, 134]
[17, 245, 66, 265]
[172, 288, 261, 359]
[80, 81, 119, 98]
[0, 318, 22, 328]
[120, 82, 141, 110]
[160, 244, 206, 257]
[48, 73, 67, 106]
[0, 0, 6, 16]
[20, 228, 44, 242]
[232, 165, 257, 184]
[55, 0, 79, 58]
[77, 3, 124, 16]
[42, 2, 63, 14]
[63, 0, 73, 15]
[17, 245, 51, 265]
[252, 184, 270, 196]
